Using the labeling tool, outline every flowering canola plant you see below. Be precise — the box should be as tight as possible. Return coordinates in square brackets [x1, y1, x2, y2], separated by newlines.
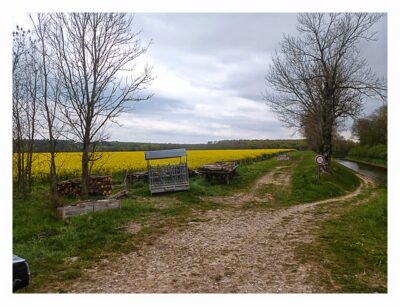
[22, 149, 293, 179]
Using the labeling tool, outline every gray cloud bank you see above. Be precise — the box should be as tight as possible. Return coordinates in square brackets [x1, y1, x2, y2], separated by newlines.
[110, 13, 387, 143]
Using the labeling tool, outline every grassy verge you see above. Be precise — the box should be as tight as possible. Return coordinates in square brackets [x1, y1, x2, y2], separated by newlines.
[347, 144, 387, 168]
[13, 189, 159, 292]
[13, 150, 360, 292]
[298, 187, 387, 292]
[255, 151, 360, 207]
[344, 157, 387, 169]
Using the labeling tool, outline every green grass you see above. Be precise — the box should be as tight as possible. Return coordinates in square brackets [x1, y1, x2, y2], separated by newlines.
[13, 190, 162, 292]
[347, 144, 387, 168]
[13, 150, 361, 292]
[298, 187, 387, 292]
[344, 156, 387, 168]
[252, 151, 360, 207]
[289, 156, 360, 203]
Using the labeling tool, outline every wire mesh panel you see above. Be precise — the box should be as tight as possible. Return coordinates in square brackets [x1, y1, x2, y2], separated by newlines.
[148, 163, 189, 195]
[145, 149, 190, 195]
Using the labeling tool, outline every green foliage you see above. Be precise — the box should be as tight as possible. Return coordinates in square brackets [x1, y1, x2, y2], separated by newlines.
[332, 137, 356, 158]
[348, 144, 387, 166]
[348, 104, 387, 166]
[352, 104, 387, 146]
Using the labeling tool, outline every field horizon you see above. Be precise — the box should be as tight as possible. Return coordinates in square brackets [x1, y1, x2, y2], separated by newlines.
[15, 148, 294, 181]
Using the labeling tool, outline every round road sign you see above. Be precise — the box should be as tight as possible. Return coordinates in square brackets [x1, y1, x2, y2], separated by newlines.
[315, 155, 325, 165]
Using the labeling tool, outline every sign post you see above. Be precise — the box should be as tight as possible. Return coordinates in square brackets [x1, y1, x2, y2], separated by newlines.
[315, 155, 325, 183]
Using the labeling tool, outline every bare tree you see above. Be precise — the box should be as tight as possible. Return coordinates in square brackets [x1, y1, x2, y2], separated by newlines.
[265, 13, 386, 171]
[12, 27, 25, 192]
[48, 13, 153, 199]
[30, 13, 63, 204]
[12, 26, 39, 194]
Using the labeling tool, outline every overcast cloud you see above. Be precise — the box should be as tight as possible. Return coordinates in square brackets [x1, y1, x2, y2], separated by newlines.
[110, 13, 387, 143]
[21, 13, 386, 144]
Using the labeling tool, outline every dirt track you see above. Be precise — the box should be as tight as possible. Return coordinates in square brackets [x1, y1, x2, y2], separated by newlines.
[66, 169, 372, 293]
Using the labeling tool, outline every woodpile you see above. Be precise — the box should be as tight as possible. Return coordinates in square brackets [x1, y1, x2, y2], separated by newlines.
[124, 171, 148, 185]
[57, 176, 112, 196]
[188, 168, 199, 177]
[197, 162, 238, 174]
[197, 162, 239, 185]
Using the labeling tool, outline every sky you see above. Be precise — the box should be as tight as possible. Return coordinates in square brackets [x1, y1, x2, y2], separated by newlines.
[11, 13, 387, 144]
[110, 13, 387, 143]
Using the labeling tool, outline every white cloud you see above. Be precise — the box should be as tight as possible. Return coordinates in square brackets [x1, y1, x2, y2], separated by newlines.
[117, 14, 385, 143]
[12, 13, 384, 143]
[109, 48, 282, 143]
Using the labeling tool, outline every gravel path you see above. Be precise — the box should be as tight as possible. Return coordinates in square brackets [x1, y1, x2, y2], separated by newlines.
[66, 170, 371, 293]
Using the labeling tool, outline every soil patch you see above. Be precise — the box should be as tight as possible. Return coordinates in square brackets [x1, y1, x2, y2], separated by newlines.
[253, 166, 291, 188]
[133, 196, 182, 209]
[201, 166, 291, 206]
[126, 222, 142, 234]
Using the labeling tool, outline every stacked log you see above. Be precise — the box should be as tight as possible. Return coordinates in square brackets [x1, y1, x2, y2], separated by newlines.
[124, 171, 148, 185]
[197, 162, 238, 185]
[57, 176, 112, 196]
[88, 176, 112, 196]
[188, 168, 199, 177]
[197, 162, 238, 173]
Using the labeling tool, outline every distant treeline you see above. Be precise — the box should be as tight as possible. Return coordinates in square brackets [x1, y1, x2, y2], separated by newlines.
[30, 139, 309, 153]
[347, 104, 387, 166]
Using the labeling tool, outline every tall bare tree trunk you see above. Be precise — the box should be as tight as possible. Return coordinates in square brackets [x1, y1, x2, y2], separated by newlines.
[321, 120, 333, 172]
[27, 140, 34, 193]
[31, 13, 61, 204]
[81, 136, 91, 199]
[12, 26, 38, 196]
[49, 146, 58, 204]
[41, 34, 59, 202]
[320, 87, 334, 172]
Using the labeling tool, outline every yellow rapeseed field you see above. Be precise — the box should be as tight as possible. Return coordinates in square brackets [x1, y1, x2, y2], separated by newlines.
[22, 149, 293, 179]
